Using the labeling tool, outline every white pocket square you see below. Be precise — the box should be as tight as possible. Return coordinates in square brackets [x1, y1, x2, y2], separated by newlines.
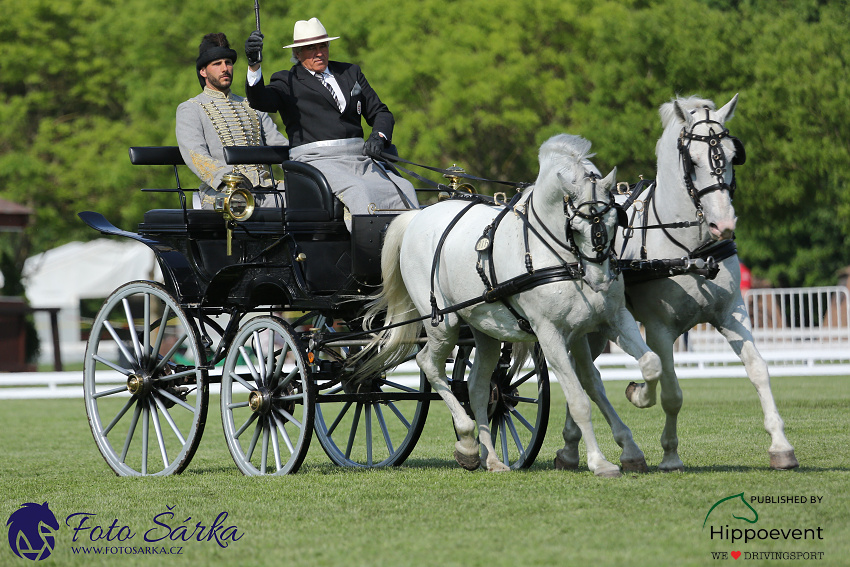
[350, 82, 362, 96]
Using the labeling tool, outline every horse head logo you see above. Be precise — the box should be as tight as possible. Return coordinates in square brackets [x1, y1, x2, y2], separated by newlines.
[703, 492, 758, 528]
[6, 502, 60, 561]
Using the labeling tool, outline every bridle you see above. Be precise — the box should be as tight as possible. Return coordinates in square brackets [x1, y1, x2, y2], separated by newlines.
[677, 107, 746, 209]
[529, 172, 619, 270]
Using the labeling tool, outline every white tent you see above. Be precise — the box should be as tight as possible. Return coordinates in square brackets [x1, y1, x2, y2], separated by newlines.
[23, 239, 162, 363]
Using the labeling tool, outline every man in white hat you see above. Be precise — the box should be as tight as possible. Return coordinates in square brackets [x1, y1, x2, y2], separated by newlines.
[244, 18, 418, 229]
[177, 32, 288, 208]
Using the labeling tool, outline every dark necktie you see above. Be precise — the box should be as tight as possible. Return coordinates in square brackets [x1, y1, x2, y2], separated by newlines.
[317, 72, 343, 112]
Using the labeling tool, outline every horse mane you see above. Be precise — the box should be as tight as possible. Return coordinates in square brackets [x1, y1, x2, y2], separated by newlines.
[659, 95, 717, 129]
[534, 134, 595, 187]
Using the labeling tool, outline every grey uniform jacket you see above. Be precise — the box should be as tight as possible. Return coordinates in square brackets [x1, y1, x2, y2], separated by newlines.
[176, 87, 288, 203]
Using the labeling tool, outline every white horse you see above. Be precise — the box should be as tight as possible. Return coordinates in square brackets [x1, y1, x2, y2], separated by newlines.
[356, 134, 661, 476]
[560, 95, 799, 471]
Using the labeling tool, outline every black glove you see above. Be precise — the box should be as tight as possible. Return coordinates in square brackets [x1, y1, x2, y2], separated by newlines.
[245, 31, 264, 66]
[364, 132, 388, 159]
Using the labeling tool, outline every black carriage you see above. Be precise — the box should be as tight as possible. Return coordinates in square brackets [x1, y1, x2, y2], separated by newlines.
[79, 146, 550, 476]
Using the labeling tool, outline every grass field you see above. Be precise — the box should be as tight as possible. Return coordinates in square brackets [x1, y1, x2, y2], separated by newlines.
[1, 375, 848, 566]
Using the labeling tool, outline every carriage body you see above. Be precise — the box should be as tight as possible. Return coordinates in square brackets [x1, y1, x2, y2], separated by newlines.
[79, 146, 550, 476]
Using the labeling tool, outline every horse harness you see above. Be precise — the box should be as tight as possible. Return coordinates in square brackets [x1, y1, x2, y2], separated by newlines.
[616, 108, 746, 284]
[428, 175, 620, 334]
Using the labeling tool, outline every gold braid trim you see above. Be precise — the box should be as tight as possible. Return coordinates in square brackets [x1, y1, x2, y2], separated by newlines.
[198, 93, 266, 187]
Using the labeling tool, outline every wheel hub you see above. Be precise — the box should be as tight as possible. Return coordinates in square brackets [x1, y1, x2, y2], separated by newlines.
[127, 373, 153, 397]
[249, 388, 272, 415]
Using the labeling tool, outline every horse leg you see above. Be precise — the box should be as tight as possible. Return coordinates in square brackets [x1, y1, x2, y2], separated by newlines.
[716, 303, 799, 470]
[466, 331, 510, 472]
[543, 338, 621, 478]
[608, 306, 663, 386]
[562, 334, 648, 472]
[645, 331, 685, 472]
[416, 329, 480, 470]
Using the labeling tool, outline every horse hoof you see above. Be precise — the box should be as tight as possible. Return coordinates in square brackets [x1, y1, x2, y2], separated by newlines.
[625, 381, 639, 400]
[454, 449, 481, 471]
[770, 450, 800, 470]
[594, 466, 622, 478]
[621, 457, 649, 473]
[487, 461, 511, 472]
[554, 451, 580, 471]
[659, 465, 685, 473]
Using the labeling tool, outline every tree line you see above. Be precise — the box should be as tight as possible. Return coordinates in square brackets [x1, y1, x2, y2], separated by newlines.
[1, 0, 847, 287]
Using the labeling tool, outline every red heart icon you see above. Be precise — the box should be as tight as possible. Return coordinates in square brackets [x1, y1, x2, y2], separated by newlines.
[731, 551, 742, 559]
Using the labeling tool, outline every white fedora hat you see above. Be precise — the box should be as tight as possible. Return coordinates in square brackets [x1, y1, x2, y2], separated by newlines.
[282, 17, 340, 49]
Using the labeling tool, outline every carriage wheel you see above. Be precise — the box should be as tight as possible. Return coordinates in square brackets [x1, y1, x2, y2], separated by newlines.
[220, 316, 314, 475]
[310, 316, 430, 468]
[452, 343, 550, 469]
[83, 281, 208, 476]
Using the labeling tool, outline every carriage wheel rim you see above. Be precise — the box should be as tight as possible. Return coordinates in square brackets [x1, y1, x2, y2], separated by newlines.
[220, 316, 314, 476]
[83, 281, 208, 477]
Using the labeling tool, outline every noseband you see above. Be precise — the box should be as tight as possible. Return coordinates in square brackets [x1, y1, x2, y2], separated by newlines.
[677, 108, 745, 209]
[563, 175, 619, 265]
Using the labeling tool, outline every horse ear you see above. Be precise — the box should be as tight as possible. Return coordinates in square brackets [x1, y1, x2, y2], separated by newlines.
[674, 101, 692, 126]
[600, 167, 617, 191]
[717, 93, 739, 124]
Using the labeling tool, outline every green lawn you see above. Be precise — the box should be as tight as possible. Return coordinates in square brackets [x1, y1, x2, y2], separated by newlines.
[1, 375, 848, 566]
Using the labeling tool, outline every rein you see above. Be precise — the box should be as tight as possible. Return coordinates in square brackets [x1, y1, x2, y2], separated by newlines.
[375, 149, 532, 192]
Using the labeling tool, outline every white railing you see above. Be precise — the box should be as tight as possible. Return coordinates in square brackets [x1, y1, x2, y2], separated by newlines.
[3, 287, 849, 399]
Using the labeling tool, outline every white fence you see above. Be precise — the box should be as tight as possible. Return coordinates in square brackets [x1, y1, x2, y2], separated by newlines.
[2, 286, 849, 399]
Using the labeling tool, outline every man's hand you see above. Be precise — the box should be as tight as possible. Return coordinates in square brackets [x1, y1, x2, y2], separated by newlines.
[245, 31, 264, 66]
[364, 132, 388, 159]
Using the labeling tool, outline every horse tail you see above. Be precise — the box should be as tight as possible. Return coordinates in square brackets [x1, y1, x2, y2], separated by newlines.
[352, 210, 423, 379]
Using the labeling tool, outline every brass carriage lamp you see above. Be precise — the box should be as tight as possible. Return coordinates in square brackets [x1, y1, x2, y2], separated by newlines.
[215, 173, 256, 255]
[439, 165, 476, 200]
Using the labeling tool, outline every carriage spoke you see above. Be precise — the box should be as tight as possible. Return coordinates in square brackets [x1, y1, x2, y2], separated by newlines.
[153, 332, 188, 374]
[506, 414, 526, 457]
[92, 354, 132, 376]
[143, 293, 151, 361]
[266, 329, 276, 381]
[104, 321, 136, 365]
[365, 405, 374, 466]
[141, 403, 150, 475]
[386, 401, 412, 430]
[156, 387, 195, 413]
[122, 298, 143, 361]
[228, 400, 251, 410]
[148, 304, 171, 371]
[345, 404, 364, 459]
[120, 402, 143, 460]
[378, 378, 419, 394]
[153, 394, 187, 445]
[238, 346, 262, 385]
[152, 368, 199, 382]
[260, 420, 270, 475]
[93, 385, 131, 400]
[510, 396, 539, 405]
[510, 369, 537, 390]
[273, 412, 295, 456]
[373, 404, 394, 455]
[246, 420, 262, 461]
[149, 399, 170, 468]
[499, 419, 509, 466]
[253, 331, 267, 380]
[272, 368, 298, 395]
[273, 406, 303, 431]
[269, 416, 282, 472]
[326, 402, 352, 436]
[104, 397, 136, 435]
[230, 370, 256, 393]
[274, 342, 289, 378]
[510, 408, 536, 433]
[235, 412, 259, 440]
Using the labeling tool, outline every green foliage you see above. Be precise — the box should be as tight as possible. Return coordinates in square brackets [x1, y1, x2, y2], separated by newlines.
[0, 0, 847, 285]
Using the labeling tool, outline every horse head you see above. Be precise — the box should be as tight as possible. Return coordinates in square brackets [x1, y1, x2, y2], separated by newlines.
[659, 94, 742, 241]
[533, 135, 621, 291]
